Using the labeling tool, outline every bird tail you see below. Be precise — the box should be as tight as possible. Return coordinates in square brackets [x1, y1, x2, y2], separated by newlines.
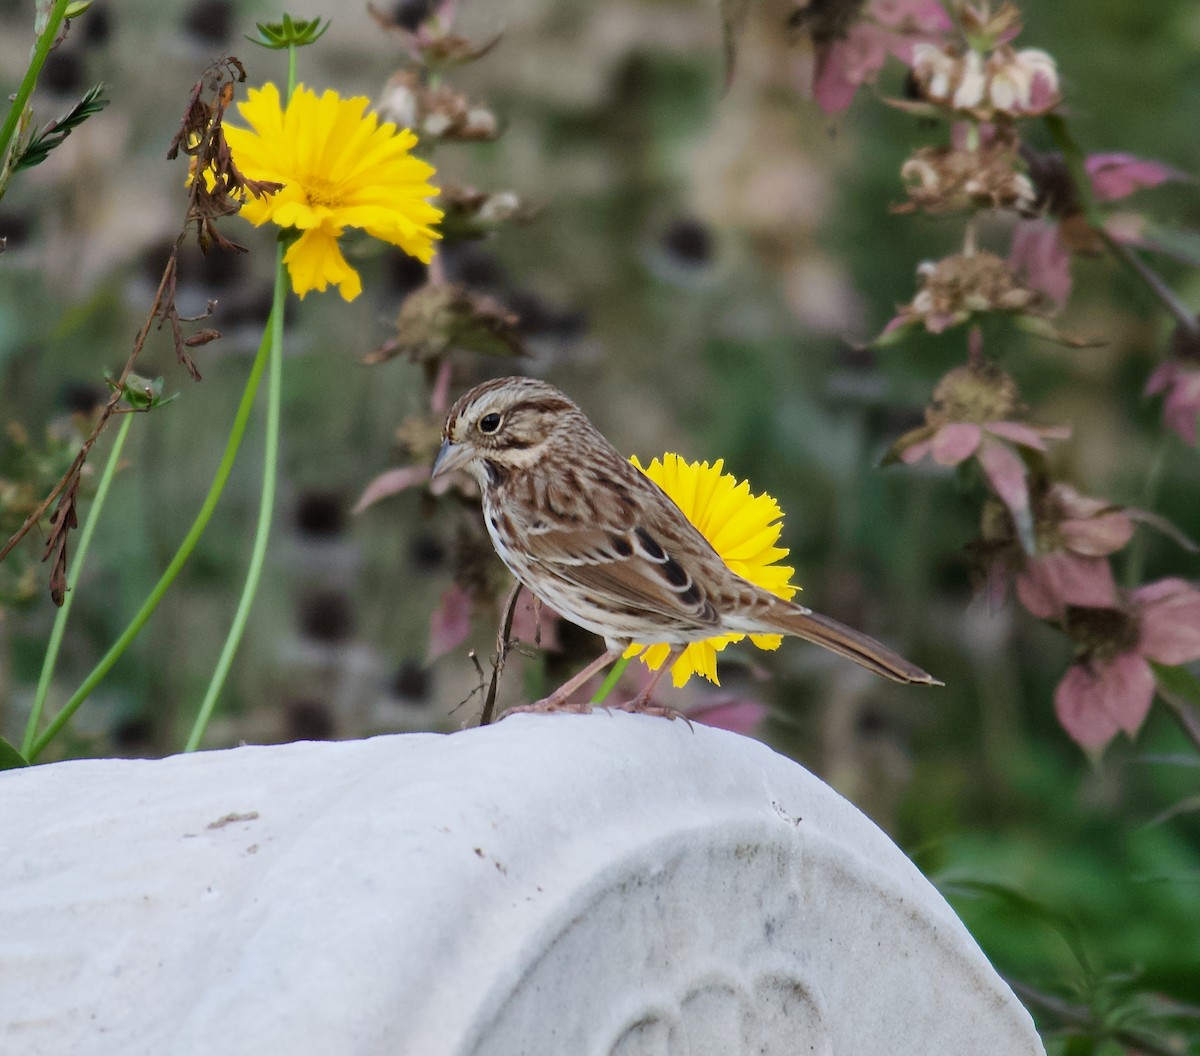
[749, 598, 941, 686]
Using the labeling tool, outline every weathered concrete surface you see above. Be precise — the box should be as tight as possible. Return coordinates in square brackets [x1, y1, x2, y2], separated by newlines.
[0, 715, 1044, 1056]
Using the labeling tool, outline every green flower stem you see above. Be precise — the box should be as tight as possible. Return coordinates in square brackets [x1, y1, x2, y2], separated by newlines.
[21, 411, 133, 757]
[183, 50, 299, 752]
[28, 296, 279, 761]
[591, 656, 631, 705]
[0, 0, 70, 178]
[286, 43, 298, 100]
[184, 246, 285, 752]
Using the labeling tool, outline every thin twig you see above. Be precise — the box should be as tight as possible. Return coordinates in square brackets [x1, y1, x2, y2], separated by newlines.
[1100, 230, 1200, 339]
[0, 57, 260, 596]
[1043, 114, 1199, 340]
[480, 581, 521, 726]
[0, 260, 175, 565]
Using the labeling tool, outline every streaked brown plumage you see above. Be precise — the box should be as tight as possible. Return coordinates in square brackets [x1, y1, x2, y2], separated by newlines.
[432, 376, 939, 712]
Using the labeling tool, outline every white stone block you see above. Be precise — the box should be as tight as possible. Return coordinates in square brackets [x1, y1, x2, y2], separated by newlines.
[0, 715, 1044, 1055]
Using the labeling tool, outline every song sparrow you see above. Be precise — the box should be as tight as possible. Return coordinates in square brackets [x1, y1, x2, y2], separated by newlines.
[432, 376, 939, 713]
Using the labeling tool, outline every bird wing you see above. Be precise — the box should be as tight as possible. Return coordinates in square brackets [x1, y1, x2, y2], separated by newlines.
[520, 480, 725, 631]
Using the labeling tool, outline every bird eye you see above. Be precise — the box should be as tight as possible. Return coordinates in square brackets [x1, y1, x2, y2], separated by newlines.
[478, 413, 502, 434]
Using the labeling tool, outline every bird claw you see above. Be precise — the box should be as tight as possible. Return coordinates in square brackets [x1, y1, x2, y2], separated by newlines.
[501, 697, 595, 718]
[603, 698, 693, 726]
[500, 696, 691, 725]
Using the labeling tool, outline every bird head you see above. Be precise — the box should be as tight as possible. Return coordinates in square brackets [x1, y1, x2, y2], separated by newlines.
[432, 376, 580, 489]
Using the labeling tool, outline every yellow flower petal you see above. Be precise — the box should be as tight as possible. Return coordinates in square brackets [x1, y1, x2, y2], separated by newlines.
[222, 83, 444, 299]
[628, 454, 800, 687]
[283, 226, 362, 301]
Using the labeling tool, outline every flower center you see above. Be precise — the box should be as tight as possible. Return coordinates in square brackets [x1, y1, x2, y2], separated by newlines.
[302, 175, 344, 210]
[1063, 604, 1140, 662]
[926, 361, 1020, 426]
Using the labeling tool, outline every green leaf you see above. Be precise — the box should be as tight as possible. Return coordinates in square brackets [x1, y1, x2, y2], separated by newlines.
[936, 875, 1098, 979]
[246, 13, 330, 49]
[1149, 660, 1200, 704]
[13, 83, 108, 172]
[64, 0, 92, 16]
[105, 372, 177, 411]
[1148, 661, 1200, 749]
[1136, 221, 1200, 269]
[0, 737, 29, 769]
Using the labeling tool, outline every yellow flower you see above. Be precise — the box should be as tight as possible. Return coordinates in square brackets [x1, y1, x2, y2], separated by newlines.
[222, 83, 442, 301]
[624, 453, 799, 687]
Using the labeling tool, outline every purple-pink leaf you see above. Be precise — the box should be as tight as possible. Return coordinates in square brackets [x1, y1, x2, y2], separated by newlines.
[987, 420, 1070, 450]
[1086, 153, 1185, 203]
[977, 438, 1028, 514]
[353, 465, 431, 514]
[1054, 652, 1154, 749]
[898, 437, 934, 464]
[1009, 219, 1073, 307]
[1146, 362, 1200, 446]
[809, 0, 951, 114]
[428, 583, 475, 661]
[1060, 509, 1134, 557]
[930, 422, 981, 465]
[1135, 578, 1200, 665]
[978, 439, 1034, 551]
[1015, 552, 1117, 620]
[813, 39, 873, 114]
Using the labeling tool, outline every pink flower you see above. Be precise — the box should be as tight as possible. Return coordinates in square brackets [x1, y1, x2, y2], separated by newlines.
[891, 363, 1069, 544]
[1055, 579, 1200, 750]
[1014, 484, 1132, 619]
[809, 0, 952, 114]
[972, 479, 1138, 612]
[902, 418, 1066, 537]
[1145, 360, 1200, 446]
[1011, 152, 1183, 307]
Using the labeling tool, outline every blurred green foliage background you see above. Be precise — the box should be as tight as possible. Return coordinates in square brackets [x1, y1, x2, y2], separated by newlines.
[1, 0, 1198, 1045]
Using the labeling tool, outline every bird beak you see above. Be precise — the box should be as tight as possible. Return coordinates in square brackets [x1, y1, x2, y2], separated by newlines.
[431, 439, 469, 480]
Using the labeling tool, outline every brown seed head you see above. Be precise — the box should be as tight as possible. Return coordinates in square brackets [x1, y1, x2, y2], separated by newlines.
[926, 361, 1021, 427]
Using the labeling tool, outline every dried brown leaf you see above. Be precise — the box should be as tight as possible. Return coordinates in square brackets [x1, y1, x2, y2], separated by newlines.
[365, 283, 525, 365]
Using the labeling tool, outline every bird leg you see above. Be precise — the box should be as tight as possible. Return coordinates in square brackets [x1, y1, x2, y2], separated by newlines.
[503, 647, 624, 717]
[607, 647, 690, 721]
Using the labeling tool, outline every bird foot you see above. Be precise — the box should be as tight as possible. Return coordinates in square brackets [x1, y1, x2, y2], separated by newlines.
[502, 696, 595, 718]
[604, 697, 692, 725]
[500, 695, 691, 723]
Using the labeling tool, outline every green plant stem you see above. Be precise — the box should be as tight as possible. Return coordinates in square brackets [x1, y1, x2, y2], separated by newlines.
[1124, 438, 1168, 587]
[286, 43, 298, 99]
[21, 412, 133, 757]
[185, 246, 285, 752]
[28, 310, 278, 761]
[591, 656, 631, 705]
[1044, 114, 1199, 339]
[0, 0, 69, 174]
[182, 47, 299, 752]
